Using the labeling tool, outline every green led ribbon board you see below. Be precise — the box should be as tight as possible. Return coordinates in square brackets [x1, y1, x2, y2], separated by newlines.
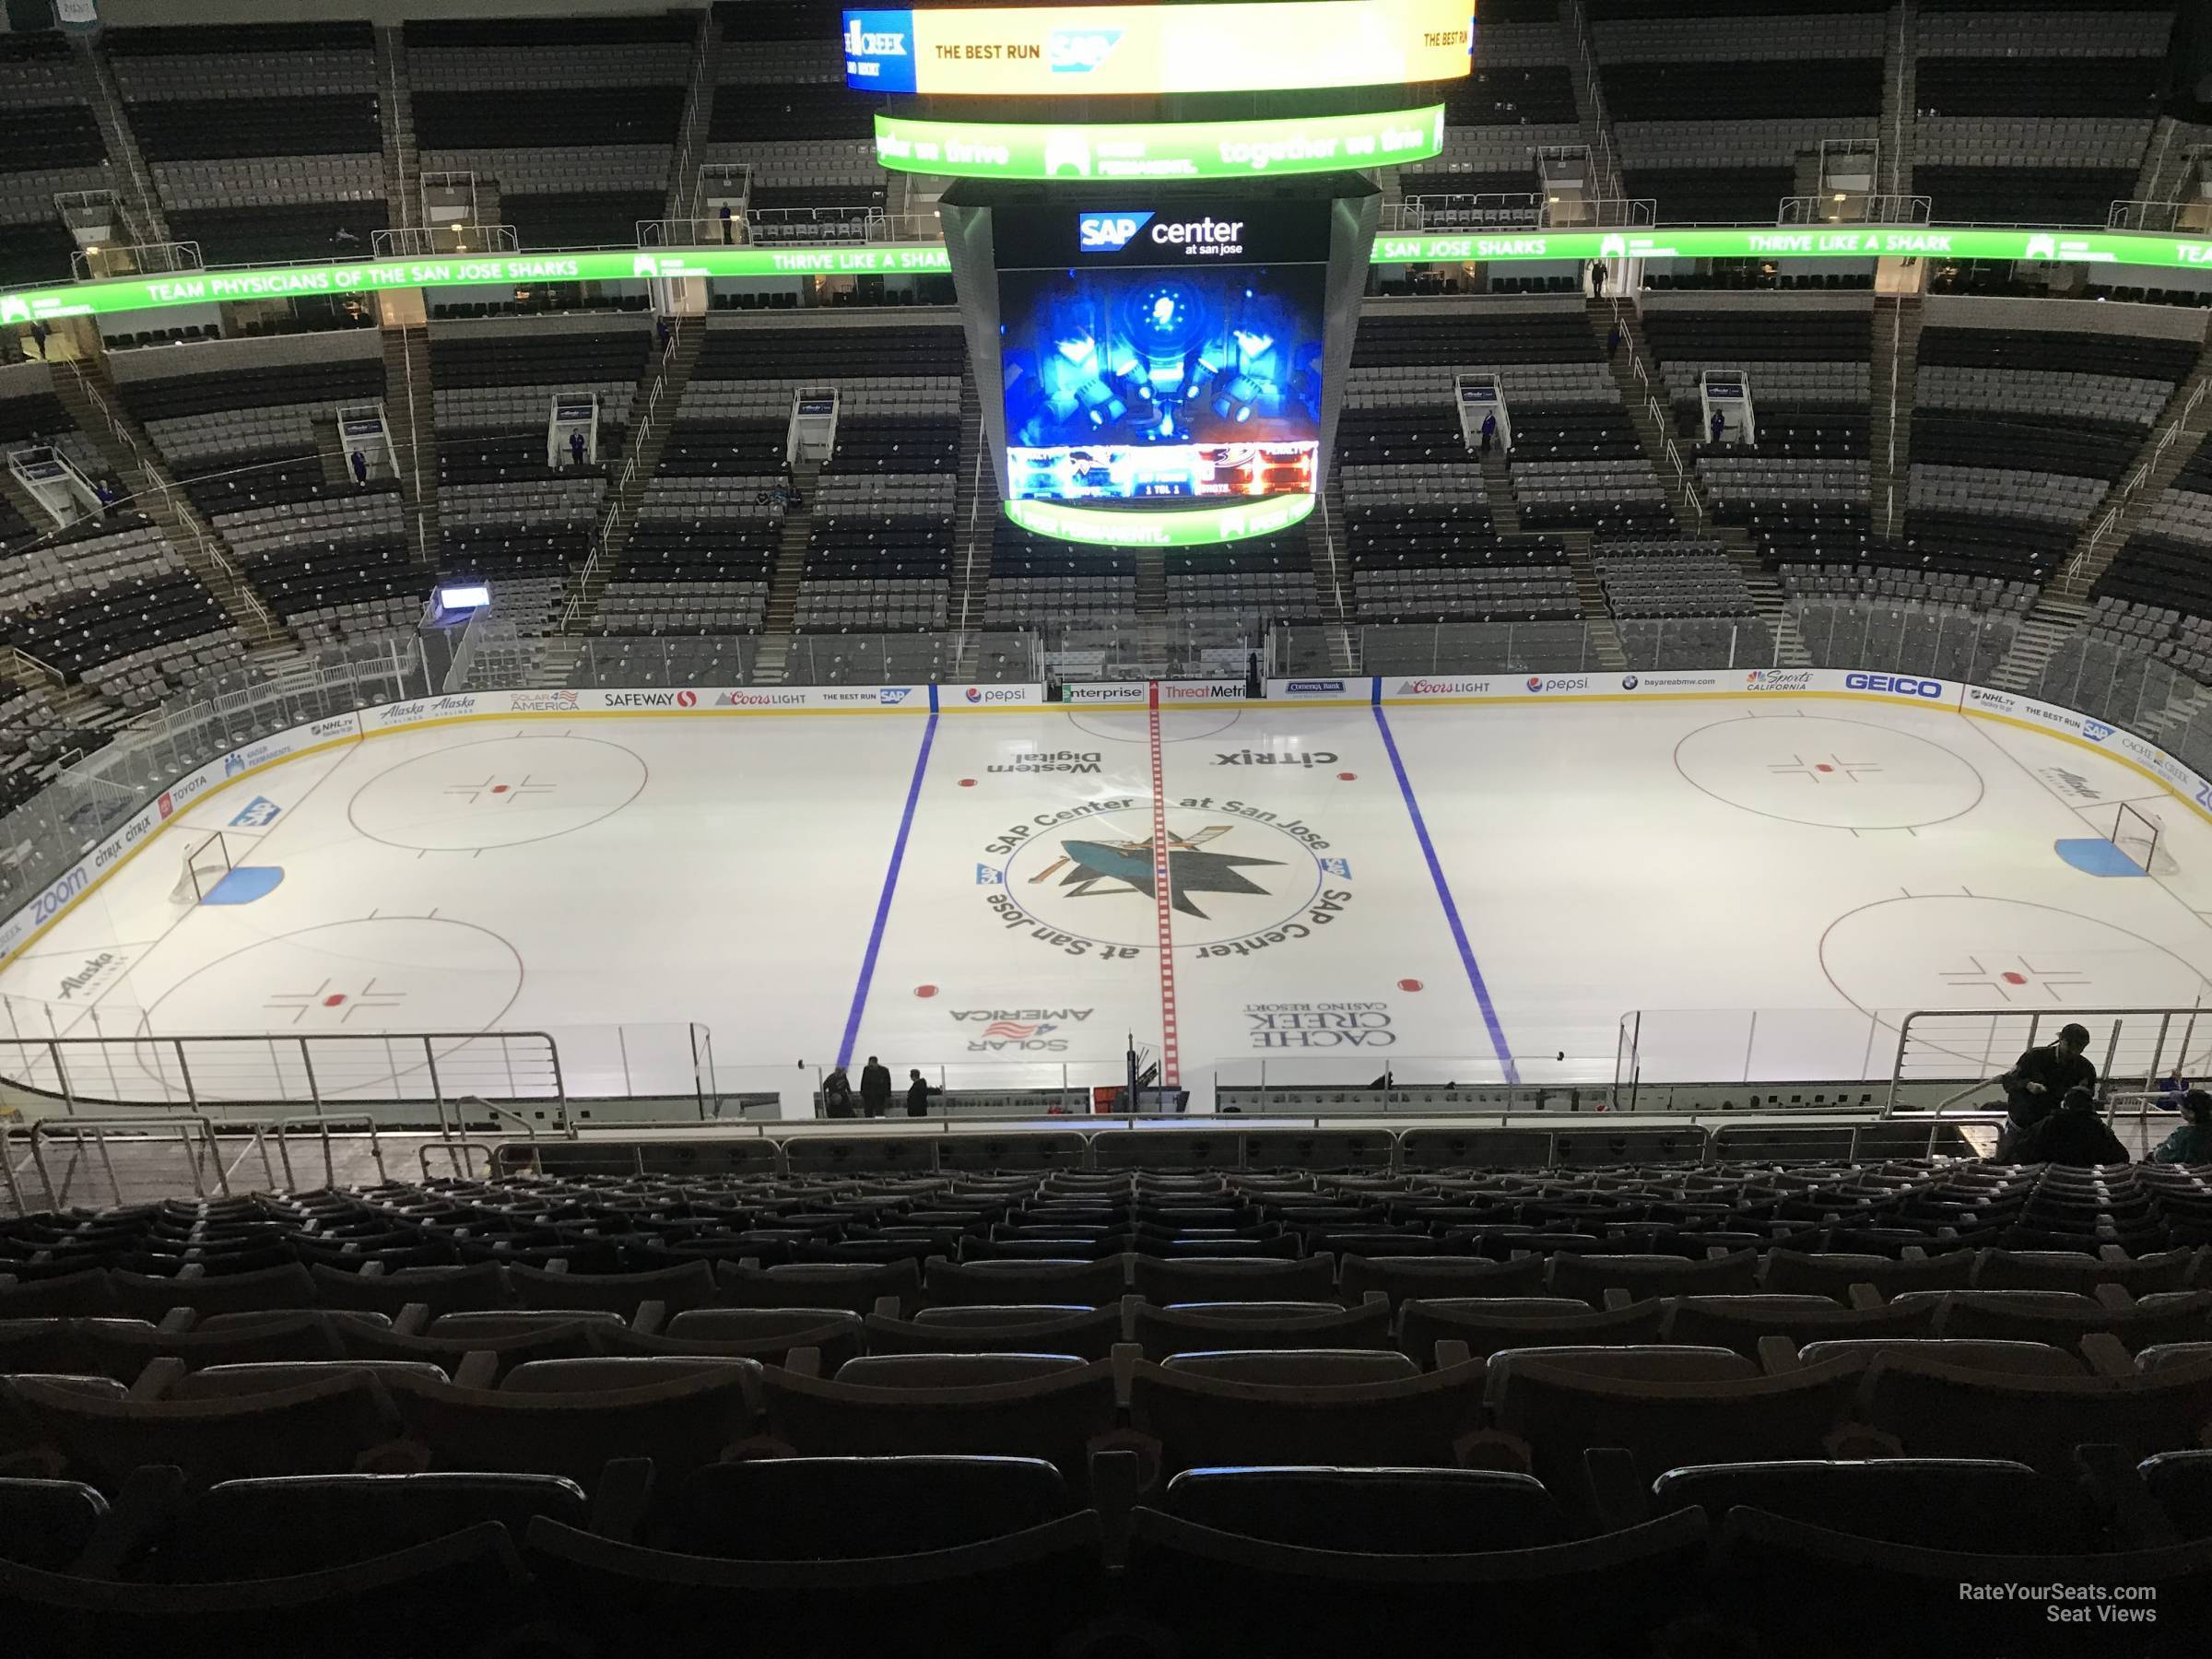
[5, 228, 2209, 324]
[1005, 494, 1316, 547]
[872, 108, 1446, 182]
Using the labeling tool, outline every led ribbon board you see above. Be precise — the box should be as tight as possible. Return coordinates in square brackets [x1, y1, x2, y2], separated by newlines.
[6, 228, 2211, 324]
[874, 108, 1445, 182]
[841, 1, 1474, 96]
[1006, 494, 1315, 547]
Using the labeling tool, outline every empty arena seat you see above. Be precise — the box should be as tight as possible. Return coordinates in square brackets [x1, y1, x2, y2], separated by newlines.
[502, 1261, 721, 1316]
[383, 1359, 762, 1485]
[668, 1454, 1081, 1555]
[1862, 1353, 2212, 1474]
[1120, 1500, 1710, 1658]
[2, 1371, 400, 1489]
[308, 1263, 512, 1320]
[1759, 1248, 1979, 1298]
[1129, 1356, 1488, 1477]
[864, 1305, 1124, 1362]
[0, 1478, 109, 1571]
[524, 1495, 1109, 1659]
[922, 1258, 1128, 1306]
[1660, 1295, 1941, 1355]
[718, 1260, 922, 1316]
[1547, 1249, 1762, 1303]
[1339, 1253, 1548, 1306]
[1478, 1350, 1874, 1515]
[1652, 1455, 2106, 1550]
[1158, 1465, 1571, 1551]
[1399, 1297, 1669, 1364]
[1134, 1300, 1392, 1360]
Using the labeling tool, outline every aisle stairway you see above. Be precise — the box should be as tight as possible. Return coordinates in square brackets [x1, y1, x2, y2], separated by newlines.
[1989, 596, 2091, 695]
[2050, 347, 2212, 603]
[51, 361, 287, 650]
[753, 462, 819, 684]
[1304, 473, 1357, 675]
[559, 324, 706, 633]
[380, 324, 440, 564]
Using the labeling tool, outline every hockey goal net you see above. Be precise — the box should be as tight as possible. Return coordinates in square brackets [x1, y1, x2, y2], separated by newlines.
[2112, 801, 2171, 877]
[170, 831, 235, 904]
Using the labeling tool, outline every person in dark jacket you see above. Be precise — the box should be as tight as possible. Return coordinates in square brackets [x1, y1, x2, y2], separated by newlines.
[858, 1055, 891, 1117]
[820, 1065, 855, 1119]
[2151, 1088, 2212, 1166]
[2006, 1086, 2128, 1167]
[569, 429, 586, 469]
[1999, 1023, 2096, 1135]
[350, 449, 369, 487]
[1478, 410, 1497, 456]
[906, 1069, 936, 1117]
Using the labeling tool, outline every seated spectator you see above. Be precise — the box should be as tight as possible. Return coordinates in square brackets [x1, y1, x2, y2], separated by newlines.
[2005, 1087, 2129, 1168]
[1996, 1023, 2094, 1145]
[2150, 1088, 2212, 1166]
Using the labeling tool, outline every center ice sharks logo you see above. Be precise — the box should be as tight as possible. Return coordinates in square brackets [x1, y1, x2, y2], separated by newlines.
[978, 800, 1356, 957]
[1032, 821, 1284, 920]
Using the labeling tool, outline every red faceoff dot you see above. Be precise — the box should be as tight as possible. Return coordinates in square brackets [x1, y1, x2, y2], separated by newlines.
[2002, 971, 2027, 986]
[958, 778, 976, 787]
[324, 994, 347, 1007]
[1397, 979, 1424, 993]
[913, 984, 938, 998]
[1336, 771, 1357, 781]
[1815, 764, 1834, 773]
[491, 783, 510, 793]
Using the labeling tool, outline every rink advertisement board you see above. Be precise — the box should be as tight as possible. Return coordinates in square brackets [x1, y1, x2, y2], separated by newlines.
[840, 2, 1475, 96]
[10, 225, 2212, 327]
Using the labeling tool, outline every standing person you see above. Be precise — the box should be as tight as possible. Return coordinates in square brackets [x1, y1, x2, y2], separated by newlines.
[2006, 1087, 2129, 1168]
[906, 1068, 937, 1118]
[2150, 1089, 2212, 1165]
[1589, 260, 1606, 300]
[28, 319, 49, 359]
[820, 1065, 855, 1120]
[569, 428, 586, 470]
[1710, 408, 1727, 447]
[349, 448, 368, 488]
[719, 202, 735, 244]
[1606, 324, 1622, 359]
[858, 1054, 891, 1118]
[1996, 1022, 2096, 1151]
[1478, 410, 1497, 457]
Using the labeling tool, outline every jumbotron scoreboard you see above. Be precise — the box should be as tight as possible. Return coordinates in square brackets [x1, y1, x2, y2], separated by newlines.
[841, 1, 1477, 546]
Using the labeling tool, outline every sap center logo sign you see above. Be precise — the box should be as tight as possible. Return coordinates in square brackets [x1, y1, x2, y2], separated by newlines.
[1078, 212, 1153, 253]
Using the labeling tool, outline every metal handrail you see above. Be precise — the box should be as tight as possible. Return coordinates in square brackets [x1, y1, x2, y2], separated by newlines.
[228, 1112, 385, 1192]
[420, 1139, 496, 1178]
[561, 312, 685, 635]
[1775, 194, 1933, 226]
[28, 1114, 229, 1211]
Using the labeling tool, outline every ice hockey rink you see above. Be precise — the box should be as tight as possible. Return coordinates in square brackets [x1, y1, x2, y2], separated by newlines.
[6, 681, 2212, 1112]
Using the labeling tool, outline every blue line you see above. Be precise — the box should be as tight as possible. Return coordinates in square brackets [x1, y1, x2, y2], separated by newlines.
[837, 711, 938, 1068]
[1371, 698, 1519, 1084]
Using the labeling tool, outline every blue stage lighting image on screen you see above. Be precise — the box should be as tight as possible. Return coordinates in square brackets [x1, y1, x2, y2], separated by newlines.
[999, 265, 1324, 501]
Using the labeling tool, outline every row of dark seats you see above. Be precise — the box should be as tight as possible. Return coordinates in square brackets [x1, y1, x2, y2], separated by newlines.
[4, 1442, 2205, 1657]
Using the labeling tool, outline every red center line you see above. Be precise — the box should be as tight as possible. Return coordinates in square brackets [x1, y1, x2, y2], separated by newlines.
[1147, 681, 1180, 1088]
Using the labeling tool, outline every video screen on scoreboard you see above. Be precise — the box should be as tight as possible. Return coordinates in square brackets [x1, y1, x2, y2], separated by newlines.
[996, 203, 1326, 503]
